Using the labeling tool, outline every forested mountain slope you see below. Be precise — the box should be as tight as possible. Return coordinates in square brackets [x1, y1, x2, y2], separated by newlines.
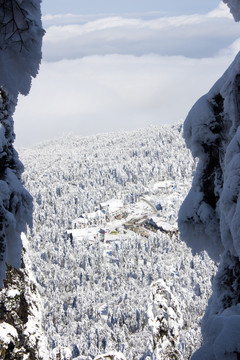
[18, 125, 216, 359]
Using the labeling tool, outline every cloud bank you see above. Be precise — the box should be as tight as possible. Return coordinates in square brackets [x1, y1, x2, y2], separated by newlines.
[15, 52, 238, 146]
[14, 3, 240, 146]
[42, 4, 238, 61]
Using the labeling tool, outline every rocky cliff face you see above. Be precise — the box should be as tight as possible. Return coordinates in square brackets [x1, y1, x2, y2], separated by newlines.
[178, 47, 240, 358]
[0, 240, 48, 360]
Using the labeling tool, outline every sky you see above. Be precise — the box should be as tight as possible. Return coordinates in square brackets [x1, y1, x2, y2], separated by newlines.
[14, 0, 240, 147]
[41, 0, 221, 16]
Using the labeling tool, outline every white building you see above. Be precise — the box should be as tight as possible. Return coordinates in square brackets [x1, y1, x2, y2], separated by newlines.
[100, 199, 124, 218]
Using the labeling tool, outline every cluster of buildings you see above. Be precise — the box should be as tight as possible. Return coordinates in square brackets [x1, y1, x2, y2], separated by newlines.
[67, 199, 125, 244]
[72, 199, 124, 229]
[66, 195, 178, 245]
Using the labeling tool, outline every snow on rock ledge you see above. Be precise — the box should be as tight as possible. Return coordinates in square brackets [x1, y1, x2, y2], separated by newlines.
[0, 322, 18, 346]
[0, 246, 48, 359]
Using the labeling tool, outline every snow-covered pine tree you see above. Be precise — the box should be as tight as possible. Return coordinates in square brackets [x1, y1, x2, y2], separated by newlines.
[0, 0, 44, 286]
[178, 1, 240, 358]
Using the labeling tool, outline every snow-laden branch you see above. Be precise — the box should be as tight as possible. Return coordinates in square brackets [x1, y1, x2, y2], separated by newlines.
[0, 0, 44, 96]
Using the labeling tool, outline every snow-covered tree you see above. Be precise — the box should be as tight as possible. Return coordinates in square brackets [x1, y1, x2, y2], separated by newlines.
[178, 1, 240, 358]
[0, 0, 44, 287]
[18, 125, 216, 359]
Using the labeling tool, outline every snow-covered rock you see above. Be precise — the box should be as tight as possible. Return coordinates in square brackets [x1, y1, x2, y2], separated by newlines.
[0, 238, 48, 359]
[0, 0, 44, 287]
[178, 8, 240, 355]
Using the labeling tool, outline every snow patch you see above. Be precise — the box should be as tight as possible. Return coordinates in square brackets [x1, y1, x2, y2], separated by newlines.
[0, 322, 18, 344]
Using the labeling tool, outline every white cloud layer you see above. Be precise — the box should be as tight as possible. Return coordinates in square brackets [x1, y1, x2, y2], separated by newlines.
[15, 50, 238, 147]
[42, 3, 239, 61]
[14, 3, 240, 146]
